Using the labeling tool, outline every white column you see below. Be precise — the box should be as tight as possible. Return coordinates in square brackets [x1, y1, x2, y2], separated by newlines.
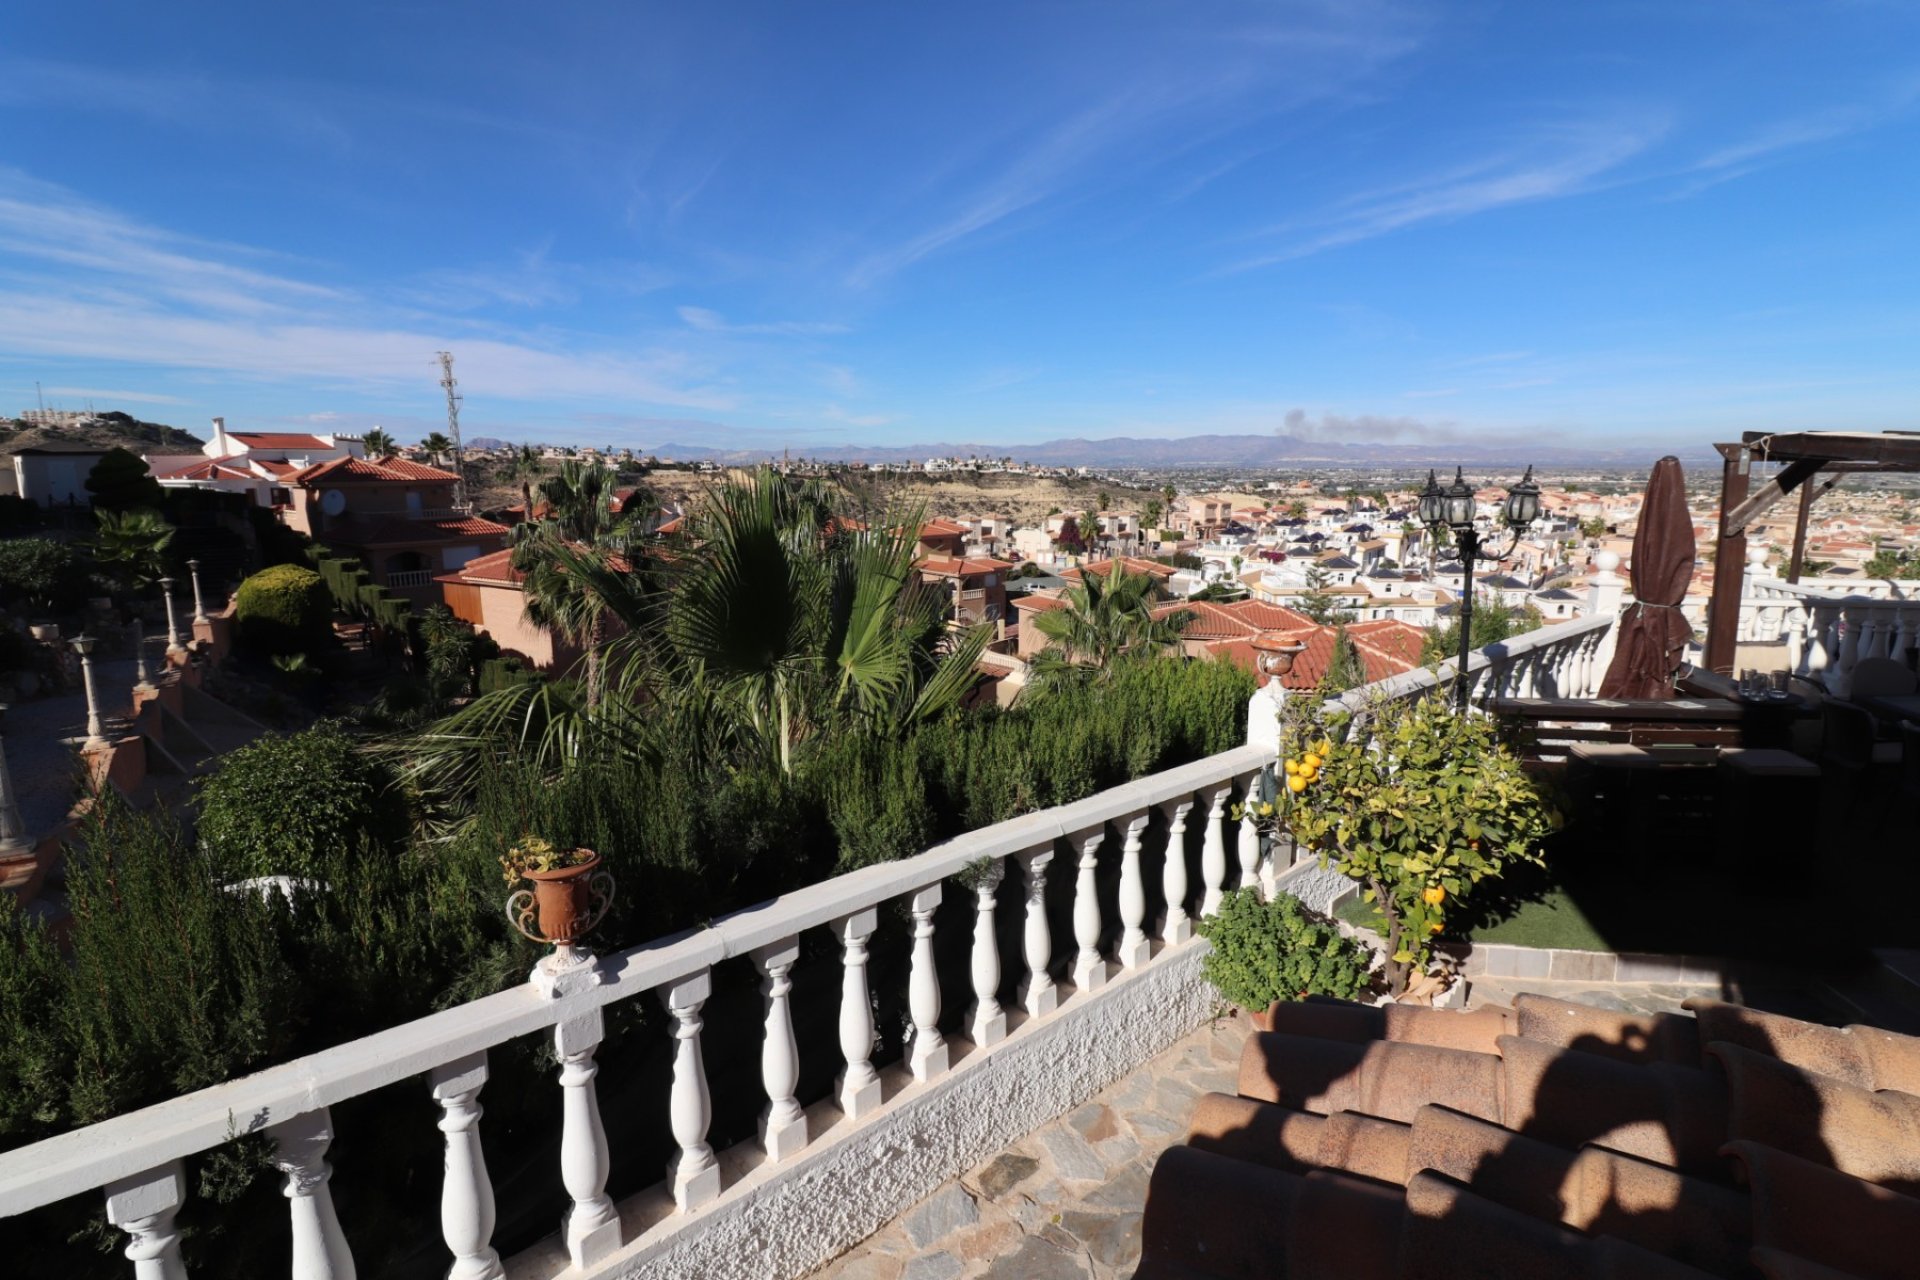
[969, 859, 1007, 1044]
[662, 970, 720, 1211]
[555, 1010, 619, 1266]
[105, 1163, 187, 1280]
[133, 619, 153, 692]
[187, 559, 209, 624]
[1198, 786, 1231, 917]
[1236, 775, 1262, 892]
[907, 885, 949, 1081]
[833, 908, 882, 1119]
[0, 707, 28, 856]
[753, 937, 807, 1161]
[1017, 847, 1057, 1016]
[269, 1108, 357, 1280]
[428, 1054, 504, 1280]
[159, 577, 186, 656]
[1070, 826, 1109, 993]
[73, 637, 107, 748]
[1116, 810, 1152, 969]
[1157, 798, 1194, 944]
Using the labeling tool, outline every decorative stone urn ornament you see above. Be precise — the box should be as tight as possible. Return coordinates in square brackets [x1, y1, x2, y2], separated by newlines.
[501, 835, 613, 993]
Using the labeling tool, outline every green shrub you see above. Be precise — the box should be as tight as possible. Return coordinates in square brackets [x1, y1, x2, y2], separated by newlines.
[0, 537, 87, 614]
[196, 722, 407, 881]
[479, 655, 539, 692]
[234, 563, 331, 656]
[1196, 888, 1373, 1013]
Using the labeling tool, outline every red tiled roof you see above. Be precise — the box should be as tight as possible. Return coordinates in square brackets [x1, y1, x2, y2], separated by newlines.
[655, 515, 686, 535]
[324, 513, 511, 546]
[919, 555, 1013, 578]
[155, 455, 254, 482]
[1345, 618, 1428, 666]
[231, 432, 331, 450]
[1062, 555, 1176, 582]
[437, 548, 524, 586]
[919, 518, 970, 539]
[289, 456, 461, 485]
[1012, 594, 1069, 614]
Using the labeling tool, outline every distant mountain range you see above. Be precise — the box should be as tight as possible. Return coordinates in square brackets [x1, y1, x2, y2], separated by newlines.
[641, 432, 1708, 470]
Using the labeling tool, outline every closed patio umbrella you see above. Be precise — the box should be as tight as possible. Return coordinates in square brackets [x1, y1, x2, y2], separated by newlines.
[1599, 455, 1697, 699]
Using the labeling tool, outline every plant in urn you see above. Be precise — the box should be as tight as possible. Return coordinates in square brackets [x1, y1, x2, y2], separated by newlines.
[502, 834, 613, 992]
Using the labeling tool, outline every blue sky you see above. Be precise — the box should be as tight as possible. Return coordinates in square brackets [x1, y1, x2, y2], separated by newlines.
[2, 1, 1917, 454]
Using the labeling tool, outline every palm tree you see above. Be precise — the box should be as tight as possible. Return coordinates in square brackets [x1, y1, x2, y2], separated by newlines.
[1031, 564, 1191, 682]
[510, 444, 546, 516]
[512, 461, 635, 708]
[91, 508, 174, 595]
[421, 432, 453, 464]
[361, 428, 396, 458]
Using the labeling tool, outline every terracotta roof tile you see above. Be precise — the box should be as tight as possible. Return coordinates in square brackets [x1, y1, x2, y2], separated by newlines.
[289, 455, 461, 485]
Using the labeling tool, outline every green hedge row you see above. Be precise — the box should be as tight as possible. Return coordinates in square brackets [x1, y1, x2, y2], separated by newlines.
[308, 545, 414, 630]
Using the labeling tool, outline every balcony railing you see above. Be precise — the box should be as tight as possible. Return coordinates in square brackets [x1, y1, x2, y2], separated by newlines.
[1736, 578, 1920, 697]
[386, 569, 436, 588]
[0, 614, 1628, 1280]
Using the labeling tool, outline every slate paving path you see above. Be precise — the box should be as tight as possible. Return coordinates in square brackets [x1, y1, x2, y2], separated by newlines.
[804, 973, 1757, 1280]
[807, 1012, 1250, 1280]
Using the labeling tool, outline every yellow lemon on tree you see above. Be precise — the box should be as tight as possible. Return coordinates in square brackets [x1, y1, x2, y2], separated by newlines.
[1423, 885, 1446, 906]
[1284, 758, 1301, 775]
[1303, 752, 1323, 770]
[1287, 773, 1309, 794]
[1428, 921, 1444, 934]
[1314, 739, 1332, 756]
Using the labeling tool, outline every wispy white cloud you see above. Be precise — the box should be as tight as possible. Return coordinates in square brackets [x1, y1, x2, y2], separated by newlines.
[1226, 114, 1669, 270]
[1663, 79, 1920, 199]
[0, 169, 736, 410]
[676, 305, 849, 336]
[41, 386, 191, 406]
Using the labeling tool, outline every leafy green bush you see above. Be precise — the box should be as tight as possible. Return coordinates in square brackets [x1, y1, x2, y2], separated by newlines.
[234, 563, 331, 657]
[1196, 888, 1372, 1012]
[0, 537, 87, 614]
[196, 722, 407, 881]
[84, 447, 164, 513]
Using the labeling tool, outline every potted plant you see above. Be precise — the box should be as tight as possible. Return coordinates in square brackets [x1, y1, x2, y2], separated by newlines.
[502, 834, 612, 949]
[1195, 887, 1373, 1027]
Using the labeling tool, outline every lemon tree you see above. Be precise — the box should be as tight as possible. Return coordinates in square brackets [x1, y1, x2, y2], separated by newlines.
[1278, 693, 1560, 993]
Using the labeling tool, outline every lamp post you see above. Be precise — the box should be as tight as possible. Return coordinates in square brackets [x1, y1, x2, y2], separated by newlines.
[1420, 466, 1542, 711]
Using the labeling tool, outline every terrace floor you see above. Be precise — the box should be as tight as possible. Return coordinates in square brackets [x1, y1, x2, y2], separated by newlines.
[805, 977, 1719, 1280]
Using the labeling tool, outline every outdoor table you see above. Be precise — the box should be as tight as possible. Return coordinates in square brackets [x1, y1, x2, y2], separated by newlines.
[1860, 693, 1920, 726]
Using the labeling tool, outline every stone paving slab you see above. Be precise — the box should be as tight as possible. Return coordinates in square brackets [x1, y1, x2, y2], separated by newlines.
[805, 1010, 1250, 1280]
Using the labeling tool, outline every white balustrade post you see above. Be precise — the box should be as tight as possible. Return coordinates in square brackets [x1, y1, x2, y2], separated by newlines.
[133, 618, 154, 692]
[1017, 847, 1057, 1016]
[159, 577, 186, 656]
[72, 636, 107, 749]
[187, 558, 209, 624]
[969, 859, 1008, 1044]
[1070, 825, 1109, 993]
[833, 908, 883, 1118]
[1157, 798, 1194, 944]
[428, 1054, 504, 1280]
[661, 969, 721, 1211]
[907, 885, 949, 1081]
[1236, 774, 1262, 893]
[555, 1010, 620, 1265]
[753, 937, 807, 1161]
[1198, 786, 1231, 918]
[104, 1163, 187, 1280]
[269, 1108, 357, 1280]
[1116, 810, 1152, 969]
[1586, 550, 1625, 679]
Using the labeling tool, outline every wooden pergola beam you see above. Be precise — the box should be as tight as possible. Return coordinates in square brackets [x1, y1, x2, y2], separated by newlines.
[1721, 457, 1825, 539]
[1704, 447, 1752, 676]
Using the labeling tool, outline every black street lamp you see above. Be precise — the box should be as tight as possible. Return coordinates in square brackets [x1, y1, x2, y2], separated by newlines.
[1420, 465, 1542, 709]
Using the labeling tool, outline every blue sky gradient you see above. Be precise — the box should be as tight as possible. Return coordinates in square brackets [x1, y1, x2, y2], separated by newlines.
[2, 1, 1917, 453]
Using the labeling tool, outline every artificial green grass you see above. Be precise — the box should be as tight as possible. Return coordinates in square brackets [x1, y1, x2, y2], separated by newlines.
[1335, 888, 1609, 952]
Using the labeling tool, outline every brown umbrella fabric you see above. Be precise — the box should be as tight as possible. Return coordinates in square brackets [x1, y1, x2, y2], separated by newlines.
[1598, 455, 1697, 700]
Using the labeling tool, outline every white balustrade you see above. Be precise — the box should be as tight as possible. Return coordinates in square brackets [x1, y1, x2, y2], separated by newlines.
[270, 1108, 357, 1280]
[1116, 810, 1152, 969]
[1236, 774, 1262, 892]
[1018, 847, 1057, 1016]
[968, 860, 1007, 1045]
[834, 908, 883, 1118]
[1198, 786, 1230, 917]
[753, 938, 807, 1161]
[104, 1163, 187, 1280]
[907, 886, 949, 1081]
[1071, 826, 1109, 992]
[555, 1010, 620, 1266]
[429, 1054, 504, 1280]
[1157, 798, 1194, 943]
[662, 970, 720, 1211]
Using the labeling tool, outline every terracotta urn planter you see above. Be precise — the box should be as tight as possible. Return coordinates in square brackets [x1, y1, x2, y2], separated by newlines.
[507, 848, 613, 947]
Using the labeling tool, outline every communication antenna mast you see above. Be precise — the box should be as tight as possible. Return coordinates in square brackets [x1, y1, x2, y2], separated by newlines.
[435, 351, 468, 509]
